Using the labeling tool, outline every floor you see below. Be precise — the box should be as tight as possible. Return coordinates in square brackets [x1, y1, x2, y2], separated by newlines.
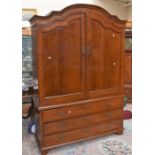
[22, 104, 132, 155]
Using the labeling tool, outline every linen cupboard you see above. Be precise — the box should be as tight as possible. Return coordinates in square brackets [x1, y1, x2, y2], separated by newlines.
[30, 4, 126, 155]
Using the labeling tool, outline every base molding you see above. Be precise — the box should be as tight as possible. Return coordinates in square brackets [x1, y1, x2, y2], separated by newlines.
[115, 130, 123, 135]
[38, 129, 123, 155]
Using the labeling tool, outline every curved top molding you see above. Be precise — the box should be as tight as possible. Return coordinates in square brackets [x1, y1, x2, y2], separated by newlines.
[30, 4, 126, 25]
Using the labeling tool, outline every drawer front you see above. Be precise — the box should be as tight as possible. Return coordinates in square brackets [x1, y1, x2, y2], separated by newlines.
[44, 127, 91, 147]
[90, 109, 123, 125]
[92, 120, 123, 136]
[43, 103, 91, 123]
[43, 109, 123, 135]
[44, 115, 91, 135]
[42, 97, 123, 123]
[91, 98, 123, 113]
[43, 119, 123, 147]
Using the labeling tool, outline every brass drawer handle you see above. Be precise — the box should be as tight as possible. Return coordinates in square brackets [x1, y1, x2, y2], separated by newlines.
[58, 122, 67, 128]
[81, 116, 88, 121]
[58, 110, 71, 116]
[58, 111, 65, 116]
[83, 128, 90, 132]
[106, 112, 112, 118]
[48, 56, 51, 59]
[57, 134, 65, 141]
[83, 104, 90, 109]
[107, 103, 112, 109]
[68, 110, 72, 114]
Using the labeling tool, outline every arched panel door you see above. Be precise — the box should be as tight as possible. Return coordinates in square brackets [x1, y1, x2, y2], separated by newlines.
[38, 14, 86, 105]
[86, 12, 124, 99]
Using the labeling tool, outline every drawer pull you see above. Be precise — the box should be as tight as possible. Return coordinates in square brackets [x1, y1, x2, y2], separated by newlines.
[107, 103, 111, 109]
[58, 122, 67, 128]
[83, 104, 90, 109]
[58, 111, 65, 116]
[81, 116, 88, 121]
[106, 112, 112, 118]
[48, 56, 51, 59]
[68, 110, 72, 114]
[57, 134, 65, 141]
[83, 128, 89, 132]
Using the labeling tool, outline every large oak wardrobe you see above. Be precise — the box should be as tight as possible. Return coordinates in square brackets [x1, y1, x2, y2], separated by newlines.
[30, 4, 126, 155]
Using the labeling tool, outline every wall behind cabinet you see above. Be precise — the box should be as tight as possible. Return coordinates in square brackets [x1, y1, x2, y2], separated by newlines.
[22, 0, 128, 20]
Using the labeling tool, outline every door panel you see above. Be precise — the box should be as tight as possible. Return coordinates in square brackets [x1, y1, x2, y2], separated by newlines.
[43, 29, 61, 96]
[87, 14, 122, 98]
[89, 19, 105, 91]
[60, 20, 82, 95]
[39, 14, 86, 104]
[103, 29, 121, 89]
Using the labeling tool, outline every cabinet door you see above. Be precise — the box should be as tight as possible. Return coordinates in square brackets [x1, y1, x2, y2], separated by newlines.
[86, 13, 123, 98]
[38, 14, 86, 105]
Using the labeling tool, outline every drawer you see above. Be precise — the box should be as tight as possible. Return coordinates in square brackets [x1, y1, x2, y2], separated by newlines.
[90, 109, 123, 125]
[43, 109, 123, 135]
[43, 119, 123, 147]
[92, 120, 123, 136]
[91, 98, 123, 113]
[44, 127, 91, 147]
[44, 115, 91, 135]
[42, 103, 91, 122]
[42, 97, 123, 123]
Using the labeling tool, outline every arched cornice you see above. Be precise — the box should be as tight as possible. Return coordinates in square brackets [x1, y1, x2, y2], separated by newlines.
[30, 4, 126, 26]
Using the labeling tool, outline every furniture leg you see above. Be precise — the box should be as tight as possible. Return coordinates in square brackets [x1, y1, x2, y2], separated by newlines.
[41, 150, 48, 155]
[116, 130, 123, 135]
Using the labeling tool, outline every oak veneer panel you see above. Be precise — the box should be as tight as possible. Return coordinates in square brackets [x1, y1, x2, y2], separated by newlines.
[89, 19, 105, 91]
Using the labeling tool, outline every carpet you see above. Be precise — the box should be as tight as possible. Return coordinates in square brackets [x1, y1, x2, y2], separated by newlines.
[22, 123, 131, 155]
[98, 139, 131, 155]
[22, 104, 132, 155]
